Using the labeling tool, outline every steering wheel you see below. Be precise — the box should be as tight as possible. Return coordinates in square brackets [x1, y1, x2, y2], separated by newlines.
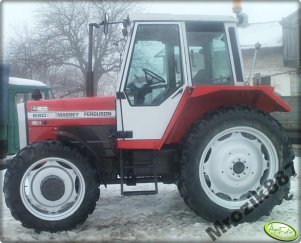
[142, 68, 166, 85]
[211, 75, 232, 84]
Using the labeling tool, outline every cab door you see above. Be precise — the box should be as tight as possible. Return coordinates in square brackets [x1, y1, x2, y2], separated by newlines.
[116, 22, 188, 147]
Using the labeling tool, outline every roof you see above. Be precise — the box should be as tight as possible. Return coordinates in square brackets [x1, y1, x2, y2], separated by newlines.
[238, 22, 282, 50]
[9, 77, 48, 87]
[130, 13, 235, 23]
[281, 9, 301, 26]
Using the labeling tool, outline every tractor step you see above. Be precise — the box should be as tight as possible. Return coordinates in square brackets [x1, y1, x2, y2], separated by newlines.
[122, 190, 157, 196]
[120, 151, 158, 196]
[123, 163, 155, 169]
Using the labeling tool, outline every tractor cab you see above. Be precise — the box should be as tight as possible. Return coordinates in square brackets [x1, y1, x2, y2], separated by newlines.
[116, 14, 242, 147]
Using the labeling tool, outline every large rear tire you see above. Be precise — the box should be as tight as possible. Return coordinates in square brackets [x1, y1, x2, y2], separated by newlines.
[178, 106, 295, 223]
[3, 141, 100, 232]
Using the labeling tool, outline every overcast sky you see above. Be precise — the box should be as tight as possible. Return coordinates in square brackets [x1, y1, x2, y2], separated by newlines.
[1, 1, 299, 47]
[2, 1, 299, 27]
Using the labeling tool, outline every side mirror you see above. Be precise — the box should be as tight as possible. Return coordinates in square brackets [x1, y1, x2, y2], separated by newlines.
[122, 15, 130, 28]
[103, 13, 109, 35]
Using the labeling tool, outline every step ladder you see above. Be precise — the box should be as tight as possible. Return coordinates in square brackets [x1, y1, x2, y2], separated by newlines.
[120, 151, 158, 196]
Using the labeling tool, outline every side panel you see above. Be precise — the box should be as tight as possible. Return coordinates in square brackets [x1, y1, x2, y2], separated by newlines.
[58, 126, 117, 158]
[26, 96, 117, 144]
[117, 85, 291, 150]
[0, 64, 9, 158]
[17, 103, 27, 150]
[7, 89, 16, 154]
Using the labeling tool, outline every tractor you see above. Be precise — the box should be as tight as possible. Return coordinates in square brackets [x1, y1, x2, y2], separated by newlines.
[0, 64, 53, 169]
[3, 13, 296, 232]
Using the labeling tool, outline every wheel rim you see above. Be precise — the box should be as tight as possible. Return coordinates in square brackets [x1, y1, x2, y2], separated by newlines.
[199, 126, 278, 209]
[20, 157, 85, 221]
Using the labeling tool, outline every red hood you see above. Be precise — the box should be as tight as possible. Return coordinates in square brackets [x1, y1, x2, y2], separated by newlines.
[26, 96, 116, 127]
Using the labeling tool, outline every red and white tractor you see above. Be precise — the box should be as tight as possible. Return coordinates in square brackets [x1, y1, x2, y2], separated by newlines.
[3, 13, 296, 232]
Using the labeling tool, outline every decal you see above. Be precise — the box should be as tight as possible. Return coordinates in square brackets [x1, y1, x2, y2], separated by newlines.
[84, 111, 112, 117]
[32, 113, 47, 118]
[57, 112, 79, 118]
[27, 110, 115, 120]
[32, 121, 43, 126]
[31, 106, 48, 112]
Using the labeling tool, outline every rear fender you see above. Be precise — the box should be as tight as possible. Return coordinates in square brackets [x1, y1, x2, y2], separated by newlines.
[161, 85, 291, 146]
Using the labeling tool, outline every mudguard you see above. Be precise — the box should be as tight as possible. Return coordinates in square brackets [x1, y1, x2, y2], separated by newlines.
[161, 85, 291, 147]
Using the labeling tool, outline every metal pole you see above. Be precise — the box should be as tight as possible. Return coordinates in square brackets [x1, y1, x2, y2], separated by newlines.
[86, 24, 94, 97]
[247, 42, 261, 86]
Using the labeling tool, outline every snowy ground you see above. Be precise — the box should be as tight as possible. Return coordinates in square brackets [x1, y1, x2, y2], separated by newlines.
[0, 158, 300, 242]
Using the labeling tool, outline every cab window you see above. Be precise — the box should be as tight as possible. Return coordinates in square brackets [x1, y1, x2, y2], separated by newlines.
[125, 24, 183, 106]
[186, 23, 233, 85]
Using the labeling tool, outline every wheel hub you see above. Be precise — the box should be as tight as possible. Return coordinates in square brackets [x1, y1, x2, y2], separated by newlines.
[233, 161, 245, 174]
[40, 176, 65, 201]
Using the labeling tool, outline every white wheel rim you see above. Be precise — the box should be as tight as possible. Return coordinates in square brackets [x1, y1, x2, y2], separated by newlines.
[20, 157, 85, 221]
[199, 126, 278, 209]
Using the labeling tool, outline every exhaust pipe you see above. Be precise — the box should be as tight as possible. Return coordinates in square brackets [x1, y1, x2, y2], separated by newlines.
[86, 23, 97, 97]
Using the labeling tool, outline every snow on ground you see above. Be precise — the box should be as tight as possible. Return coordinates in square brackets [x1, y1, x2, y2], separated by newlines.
[0, 158, 300, 242]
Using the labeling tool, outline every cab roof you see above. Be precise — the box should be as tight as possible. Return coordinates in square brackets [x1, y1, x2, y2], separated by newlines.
[9, 77, 48, 87]
[130, 13, 236, 23]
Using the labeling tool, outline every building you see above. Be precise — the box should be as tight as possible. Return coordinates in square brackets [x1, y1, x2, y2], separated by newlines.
[238, 10, 300, 96]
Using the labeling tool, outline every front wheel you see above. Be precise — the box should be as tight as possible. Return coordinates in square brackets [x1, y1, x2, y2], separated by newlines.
[178, 106, 295, 223]
[3, 141, 100, 232]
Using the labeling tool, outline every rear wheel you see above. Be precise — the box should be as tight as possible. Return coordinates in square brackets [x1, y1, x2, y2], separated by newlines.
[4, 141, 100, 232]
[178, 106, 294, 223]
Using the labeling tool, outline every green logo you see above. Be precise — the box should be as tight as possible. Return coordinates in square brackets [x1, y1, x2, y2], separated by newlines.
[264, 221, 298, 241]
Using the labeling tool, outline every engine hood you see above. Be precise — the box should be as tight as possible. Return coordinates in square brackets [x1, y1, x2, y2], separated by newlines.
[26, 96, 116, 127]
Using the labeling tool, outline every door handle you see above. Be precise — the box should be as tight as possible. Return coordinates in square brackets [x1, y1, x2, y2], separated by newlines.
[172, 88, 183, 99]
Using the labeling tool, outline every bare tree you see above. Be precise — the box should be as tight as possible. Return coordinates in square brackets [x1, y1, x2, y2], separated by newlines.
[35, 0, 137, 95]
[5, 1, 140, 97]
